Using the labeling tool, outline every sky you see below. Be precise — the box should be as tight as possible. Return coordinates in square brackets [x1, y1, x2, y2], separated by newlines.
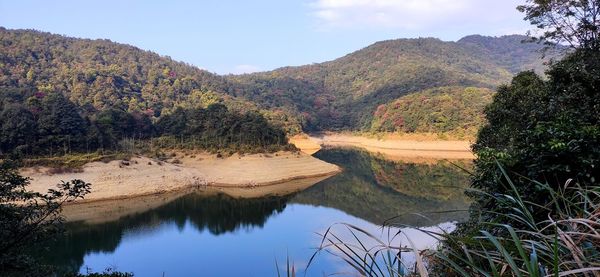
[0, 0, 531, 74]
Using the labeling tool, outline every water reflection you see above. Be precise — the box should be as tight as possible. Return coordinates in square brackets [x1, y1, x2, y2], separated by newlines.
[38, 147, 472, 275]
[294, 147, 470, 226]
[41, 194, 290, 274]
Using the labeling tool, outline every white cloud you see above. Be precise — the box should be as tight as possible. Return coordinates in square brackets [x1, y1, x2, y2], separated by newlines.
[232, 64, 262, 74]
[309, 0, 528, 31]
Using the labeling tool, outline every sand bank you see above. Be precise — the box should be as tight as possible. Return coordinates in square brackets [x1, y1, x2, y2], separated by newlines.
[22, 152, 340, 203]
[291, 133, 474, 161]
[60, 175, 333, 224]
[289, 135, 322, 155]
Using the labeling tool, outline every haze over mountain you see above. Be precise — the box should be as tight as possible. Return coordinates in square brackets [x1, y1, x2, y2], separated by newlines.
[0, 28, 556, 135]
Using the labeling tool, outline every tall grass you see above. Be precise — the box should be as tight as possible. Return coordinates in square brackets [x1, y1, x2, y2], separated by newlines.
[276, 255, 296, 277]
[307, 222, 436, 276]
[309, 167, 600, 276]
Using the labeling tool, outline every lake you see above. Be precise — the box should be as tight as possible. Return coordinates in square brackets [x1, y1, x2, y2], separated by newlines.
[37, 147, 471, 276]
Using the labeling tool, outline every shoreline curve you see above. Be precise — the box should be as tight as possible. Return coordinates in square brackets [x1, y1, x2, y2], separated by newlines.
[22, 151, 341, 204]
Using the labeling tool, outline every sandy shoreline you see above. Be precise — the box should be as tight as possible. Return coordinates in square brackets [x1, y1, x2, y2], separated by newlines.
[290, 133, 474, 162]
[22, 152, 340, 204]
[60, 175, 334, 223]
[22, 133, 472, 208]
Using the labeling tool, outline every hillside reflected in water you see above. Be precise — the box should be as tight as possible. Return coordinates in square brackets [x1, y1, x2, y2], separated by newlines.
[294, 147, 471, 226]
[38, 147, 472, 275]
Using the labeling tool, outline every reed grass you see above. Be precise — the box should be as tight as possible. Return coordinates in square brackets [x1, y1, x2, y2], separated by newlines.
[309, 165, 600, 276]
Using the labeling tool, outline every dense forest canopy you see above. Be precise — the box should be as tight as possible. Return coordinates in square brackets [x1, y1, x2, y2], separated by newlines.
[369, 86, 494, 137]
[0, 87, 289, 156]
[0, 28, 231, 112]
[0, 27, 302, 135]
[0, 28, 558, 146]
[229, 35, 559, 131]
[0, 28, 297, 157]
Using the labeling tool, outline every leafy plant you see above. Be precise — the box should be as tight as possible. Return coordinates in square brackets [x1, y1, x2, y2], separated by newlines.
[472, 49, 600, 219]
[439, 165, 600, 276]
[0, 160, 91, 276]
[518, 0, 600, 51]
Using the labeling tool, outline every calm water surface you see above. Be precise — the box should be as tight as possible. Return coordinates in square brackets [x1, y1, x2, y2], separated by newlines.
[39, 148, 471, 276]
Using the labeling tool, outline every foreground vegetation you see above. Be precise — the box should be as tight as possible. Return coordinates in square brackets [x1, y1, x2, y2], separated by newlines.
[311, 0, 600, 275]
[311, 171, 599, 276]
[0, 160, 136, 276]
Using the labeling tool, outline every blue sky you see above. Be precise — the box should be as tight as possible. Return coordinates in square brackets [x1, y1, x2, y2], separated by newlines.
[0, 0, 531, 74]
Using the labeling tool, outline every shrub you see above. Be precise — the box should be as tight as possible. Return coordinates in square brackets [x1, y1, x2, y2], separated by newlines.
[472, 49, 600, 219]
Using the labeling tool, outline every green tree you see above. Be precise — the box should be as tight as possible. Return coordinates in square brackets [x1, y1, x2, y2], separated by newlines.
[0, 161, 90, 276]
[156, 107, 188, 136]
[0, 104, 37, 155]
[518, 0, 600, 50]
[472, 49, 600, 218]
[37, 93, 87, 155]
[468, 0, 600, 220]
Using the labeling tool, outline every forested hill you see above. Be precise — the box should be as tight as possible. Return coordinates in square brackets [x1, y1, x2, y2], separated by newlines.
[457, 35, 554, 74]
[0, 28, 229, 111]
[228, 35, 554, 131]
[0, 28, 294, 156]
[0, 28, 554, 136]
[0, 28, 301, 132]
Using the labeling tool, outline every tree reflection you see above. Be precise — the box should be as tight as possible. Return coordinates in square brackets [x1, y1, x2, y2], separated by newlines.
[37, 147, 472, 274]
[37, 193, 289, 274]
[292, 147, 471, 226]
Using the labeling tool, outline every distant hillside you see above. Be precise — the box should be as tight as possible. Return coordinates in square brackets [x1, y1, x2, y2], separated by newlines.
[0, 28, 295, 156]
[0, 28, 226, 110]
[228, 35, 554, 132]
[0, 28, 555, 136]
[370, 86, 494, 138]
[457, 35, 557, 74]
[0, 28, 301, 133]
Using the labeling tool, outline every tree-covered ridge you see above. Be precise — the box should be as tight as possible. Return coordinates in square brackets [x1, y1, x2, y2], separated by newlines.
[457, 34, 559, 74]
[0, 28, 227, 112]
[0, 28, 301, 133]
[229, 35, 550, 131]
[0, 28, 552, 135]
[370, 86, 494, 137]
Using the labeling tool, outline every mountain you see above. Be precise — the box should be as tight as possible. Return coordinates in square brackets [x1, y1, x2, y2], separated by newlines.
[228, 35, 555, 132]
[0, 28, 228, 110]
[0, 27, 301, 133]
[0, 28, 555, 137]
[0, 28, 294, 156]
[457, 34, 553, 74]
